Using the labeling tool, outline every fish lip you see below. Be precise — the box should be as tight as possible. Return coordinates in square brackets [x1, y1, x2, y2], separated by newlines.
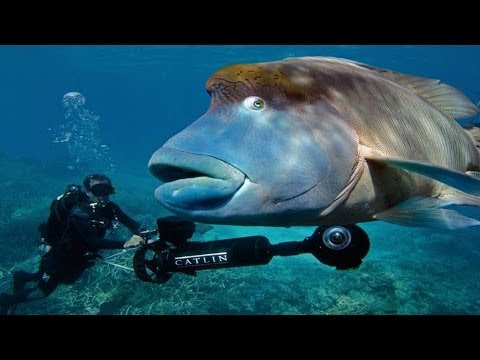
[148, 147, 246, 210]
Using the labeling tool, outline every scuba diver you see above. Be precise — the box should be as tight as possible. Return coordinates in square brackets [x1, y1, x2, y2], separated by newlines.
[0, 174, 145, 315]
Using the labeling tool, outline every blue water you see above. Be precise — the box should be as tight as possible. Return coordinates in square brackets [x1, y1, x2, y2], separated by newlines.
[2, 45, 479, 173]
[1, 45, 480, 315]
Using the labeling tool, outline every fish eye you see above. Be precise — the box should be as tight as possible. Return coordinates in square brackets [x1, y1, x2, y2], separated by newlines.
[244, 96, 265, 111]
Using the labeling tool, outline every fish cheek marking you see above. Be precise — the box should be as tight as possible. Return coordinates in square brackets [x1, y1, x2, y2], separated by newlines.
[208, 79, 251, 112]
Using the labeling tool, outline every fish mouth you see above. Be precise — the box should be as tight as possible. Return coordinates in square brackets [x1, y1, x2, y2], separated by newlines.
[148, 147, 246, 210]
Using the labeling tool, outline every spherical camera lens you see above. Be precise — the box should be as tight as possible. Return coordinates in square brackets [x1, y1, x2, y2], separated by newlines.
[322, 226, 352, 250]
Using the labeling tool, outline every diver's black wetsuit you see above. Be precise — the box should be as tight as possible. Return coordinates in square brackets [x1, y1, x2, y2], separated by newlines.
[0, 192, 142, 313]
[36, 200, 142, 293]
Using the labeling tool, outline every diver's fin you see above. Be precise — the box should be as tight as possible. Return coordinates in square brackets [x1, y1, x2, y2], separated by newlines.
[334, 58, 479, 120]
[374, 197, 480, 229]
[365, 153, 480, 196]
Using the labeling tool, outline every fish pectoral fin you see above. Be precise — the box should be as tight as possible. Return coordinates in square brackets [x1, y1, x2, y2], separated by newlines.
[374, 197, 480, 229]
[365, 153, 480, 196]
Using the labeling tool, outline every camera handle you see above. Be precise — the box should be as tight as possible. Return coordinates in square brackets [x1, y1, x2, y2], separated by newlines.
[133, 224, 370, 284]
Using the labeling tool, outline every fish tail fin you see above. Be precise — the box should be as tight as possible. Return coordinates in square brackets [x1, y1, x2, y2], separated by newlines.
[374, 196, 480, 229]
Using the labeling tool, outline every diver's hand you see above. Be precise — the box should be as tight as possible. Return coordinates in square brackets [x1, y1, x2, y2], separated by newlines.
[124, 235, 145, 248]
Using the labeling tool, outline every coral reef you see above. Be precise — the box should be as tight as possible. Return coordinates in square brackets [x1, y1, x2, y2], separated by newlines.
[2, 152, 480, 315]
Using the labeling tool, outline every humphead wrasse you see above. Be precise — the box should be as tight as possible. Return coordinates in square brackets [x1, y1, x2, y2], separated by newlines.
[149, 57, 480, 229]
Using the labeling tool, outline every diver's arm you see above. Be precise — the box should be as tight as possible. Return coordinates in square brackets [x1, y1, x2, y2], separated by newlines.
[111, 203, 143, 235]
[69, 215, 125, 250]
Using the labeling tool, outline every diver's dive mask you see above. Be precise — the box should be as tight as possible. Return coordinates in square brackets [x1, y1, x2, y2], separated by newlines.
[90, 182, 115, 197]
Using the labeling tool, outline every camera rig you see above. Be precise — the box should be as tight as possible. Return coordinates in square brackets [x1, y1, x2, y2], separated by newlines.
[133, 217, 370, 284]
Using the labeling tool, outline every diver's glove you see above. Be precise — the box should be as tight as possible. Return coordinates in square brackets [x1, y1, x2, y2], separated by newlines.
[124, 235, 145, 248]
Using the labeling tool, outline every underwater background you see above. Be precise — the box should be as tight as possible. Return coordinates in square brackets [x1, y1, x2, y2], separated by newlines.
[1, 45, 480, 315]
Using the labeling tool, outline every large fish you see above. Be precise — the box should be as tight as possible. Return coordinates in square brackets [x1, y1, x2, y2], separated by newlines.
[148, 57, 480, 229]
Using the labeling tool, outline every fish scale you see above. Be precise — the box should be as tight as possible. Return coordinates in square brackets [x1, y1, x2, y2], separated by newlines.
[149, 57, 480, 230]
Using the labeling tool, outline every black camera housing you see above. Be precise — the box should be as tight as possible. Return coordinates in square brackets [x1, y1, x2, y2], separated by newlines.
[133, 219, 371, 284]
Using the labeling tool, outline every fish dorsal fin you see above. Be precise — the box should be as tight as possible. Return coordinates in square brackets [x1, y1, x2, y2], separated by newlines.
[380, 71, 478, 120]
[310, 57, 480, 120]
[464, 126, 480, 149]
[355, 62, 478, 120]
